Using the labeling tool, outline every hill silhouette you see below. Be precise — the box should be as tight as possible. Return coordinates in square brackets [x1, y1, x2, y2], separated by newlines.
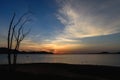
[0, 47, 53, 54]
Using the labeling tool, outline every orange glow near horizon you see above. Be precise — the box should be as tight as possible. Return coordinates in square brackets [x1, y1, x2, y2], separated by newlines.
[20, 43, 84, 54]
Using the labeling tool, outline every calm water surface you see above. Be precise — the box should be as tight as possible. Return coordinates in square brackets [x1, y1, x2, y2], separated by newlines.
[0, 54, 120, 66]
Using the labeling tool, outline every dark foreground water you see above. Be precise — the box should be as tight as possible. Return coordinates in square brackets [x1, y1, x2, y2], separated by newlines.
[0, 54, 120, 66]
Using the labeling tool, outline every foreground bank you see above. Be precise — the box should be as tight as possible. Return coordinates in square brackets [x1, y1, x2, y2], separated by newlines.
[0, 63, 120, 80]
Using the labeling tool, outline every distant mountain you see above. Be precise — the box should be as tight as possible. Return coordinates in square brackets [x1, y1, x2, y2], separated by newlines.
[0, 47, 15, 53]
[0, 47, 53, 54]
[20, 51, 53, 54]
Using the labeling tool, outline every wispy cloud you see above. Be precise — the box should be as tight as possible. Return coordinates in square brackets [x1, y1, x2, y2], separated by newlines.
[2, 0, 119, 53]
[55, 0, 120, 44]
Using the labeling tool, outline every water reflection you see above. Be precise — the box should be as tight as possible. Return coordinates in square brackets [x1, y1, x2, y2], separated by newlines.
[0, 54, 120, 66]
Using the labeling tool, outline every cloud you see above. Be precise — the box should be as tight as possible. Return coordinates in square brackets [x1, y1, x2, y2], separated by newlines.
[55, 0, 120, 44]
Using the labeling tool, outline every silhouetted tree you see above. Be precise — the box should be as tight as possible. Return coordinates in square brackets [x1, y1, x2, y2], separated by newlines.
[13, 19, 30, 69]
[7, 13, 15, 71]
[7, 12, 31, 71]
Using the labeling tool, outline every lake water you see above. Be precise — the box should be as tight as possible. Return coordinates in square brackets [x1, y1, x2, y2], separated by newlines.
[0, 54, 120, 66]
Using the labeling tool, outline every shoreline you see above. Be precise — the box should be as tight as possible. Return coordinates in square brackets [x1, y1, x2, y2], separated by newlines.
[0, 63, 120, 80]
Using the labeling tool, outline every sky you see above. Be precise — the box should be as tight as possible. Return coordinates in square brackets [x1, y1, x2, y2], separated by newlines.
[0, 0, 120, 54]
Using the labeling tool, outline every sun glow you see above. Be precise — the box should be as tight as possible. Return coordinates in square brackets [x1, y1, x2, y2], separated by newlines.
[20, 38, 87, 54]
[40, 43, 84, 54]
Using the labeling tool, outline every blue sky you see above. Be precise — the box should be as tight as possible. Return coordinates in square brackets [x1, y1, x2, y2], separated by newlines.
[0, 0, 120, 53]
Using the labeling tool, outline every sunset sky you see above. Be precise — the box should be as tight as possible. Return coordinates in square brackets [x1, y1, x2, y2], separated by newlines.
[0, 0, 120, 54]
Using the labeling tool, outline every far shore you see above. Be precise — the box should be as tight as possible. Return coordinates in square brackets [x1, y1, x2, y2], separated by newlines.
[0, 63, 120, 80]
[0, 47, 120, 54]
[0, 52, 120, 54]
